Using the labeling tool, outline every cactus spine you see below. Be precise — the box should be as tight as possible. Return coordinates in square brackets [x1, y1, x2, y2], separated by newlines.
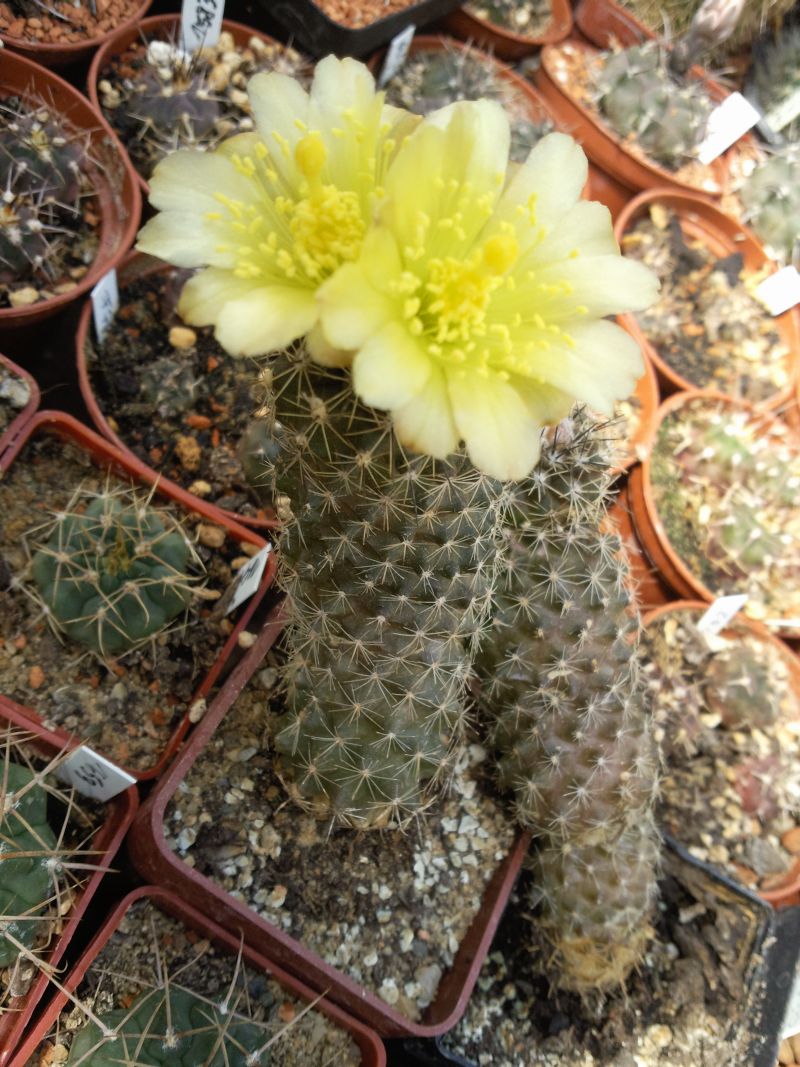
[244, 348, 503, 829]
[478, 412, 659, 991]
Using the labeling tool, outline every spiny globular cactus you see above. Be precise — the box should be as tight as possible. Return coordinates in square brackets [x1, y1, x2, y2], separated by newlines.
[739, 148, 800, 265]
[66, 985, 269, 1067]
[477, 410, 659, 992]
[243, 348, 504, 829]
[28, 484, 202, 659]
[0, 760, 57, 968]
[596, 43, 712, 169]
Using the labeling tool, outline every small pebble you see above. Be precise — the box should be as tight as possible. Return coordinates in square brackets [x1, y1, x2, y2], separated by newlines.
[196, 523, 226, 548]
[168, 326, 197, 349]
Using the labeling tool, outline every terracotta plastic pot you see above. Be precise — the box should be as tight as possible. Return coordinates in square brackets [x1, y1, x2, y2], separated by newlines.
[0, 53, 140, 331]
[628, 390, 800, 635]
[86, 15, 290, 199]
[643, 599, 800, 908]
[441, 0, 573, 59]
[607, 485, 672, 611]
[615, 189, 800, 409]
[127, 612, 530, 1038]
[0, 701, 137, 1067]
[75, 251, 278, 531]
[9, 885, 386, 1067]
[574, 0, 651, 49]
[0, 0, 153, 66]
[0, 410, 277, 780]
[533, 39, 756, 197]
[0, 353, 39, 459]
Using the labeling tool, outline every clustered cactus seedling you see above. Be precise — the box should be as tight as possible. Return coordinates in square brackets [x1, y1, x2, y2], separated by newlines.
[740, 147, 800, 265]
[27, 484, 202, 659]
[478, 411, 659, 991]
[595, 43, 712, 168]
[98, 34, 311, 183]
[380, 42, 554, 163]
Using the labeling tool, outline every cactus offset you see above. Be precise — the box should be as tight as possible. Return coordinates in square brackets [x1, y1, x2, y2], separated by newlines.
[28, 484, 202, 658]
[740, 148, 800, 265]
[243, 348, 503, 829]
[478, 411, 659, 991]
[596, 43, 712, 168]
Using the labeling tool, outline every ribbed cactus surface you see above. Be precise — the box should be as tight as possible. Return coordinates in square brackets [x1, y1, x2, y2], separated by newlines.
[244, 348, 503, 828]
[0, 761, 57, 967]
[67, 986, 266, 1066]
[478, 412, 659, 991]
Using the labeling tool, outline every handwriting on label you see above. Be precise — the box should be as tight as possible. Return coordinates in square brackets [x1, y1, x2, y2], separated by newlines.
[57, 745, 136, 802]
[696, 594, 748, 636]
[181, 0, 224, 53]
[378, 25, 415, 88]
[91, 270, 119, 342]
[227, 544, 271, 615]
[697, 92, 760, 165]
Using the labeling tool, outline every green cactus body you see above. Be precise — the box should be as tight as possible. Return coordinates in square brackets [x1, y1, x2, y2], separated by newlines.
[596, 44, 712, 168]
[244, 350, 503, 828]
[740, 149, 800, 265]
[0, 761, 57, 967]
[66, 986, 267, 1066]
[478, 413, 659, 991]
[703, 642, 778, 729]
[30, 488, 198, 658]
[0, 105, 84, 202]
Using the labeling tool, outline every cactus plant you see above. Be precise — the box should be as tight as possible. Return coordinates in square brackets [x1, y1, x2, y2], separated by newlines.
[0, 760, 57, 969]
[739, 147, 800, 265]
[747, 24, 800, 142]
[27, 484, 202, 659]
[595, 42, 712, 168]
[623, 0, 795, 56]
[242, 349, 504, 829]
[477, 410, 660, 991]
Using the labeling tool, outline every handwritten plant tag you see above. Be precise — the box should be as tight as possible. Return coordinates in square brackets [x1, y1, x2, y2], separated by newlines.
[91, 270, 119, 342]
[181, 0, 224, 54]
[57, 745, 136, 802]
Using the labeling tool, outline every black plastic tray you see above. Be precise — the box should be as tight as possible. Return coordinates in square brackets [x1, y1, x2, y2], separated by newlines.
[264, 0, 463, 57]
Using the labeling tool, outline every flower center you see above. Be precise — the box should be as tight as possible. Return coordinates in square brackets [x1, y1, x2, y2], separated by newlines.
[288, 186, 365, 282]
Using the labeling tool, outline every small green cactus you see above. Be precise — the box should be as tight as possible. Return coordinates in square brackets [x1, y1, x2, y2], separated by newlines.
[66, 985, 268, 1067]
[0, 760, 57, 968]
[0, 104, 85, 202]
[28, 485, 202, 658]
[739, 148, 800, 265]
[596, 43, 712, 168]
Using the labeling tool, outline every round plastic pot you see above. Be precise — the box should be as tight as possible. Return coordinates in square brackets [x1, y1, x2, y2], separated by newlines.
[607, 485, 672, 611]
[533, 39, 751, 197]
[643, 598, 800, 909]
[0, 701, 137, 1067]
[0, 353, 40, 459]
[75, 251, 278, 531]
[614, 188, 800, 409]
[0, 0, 153, 67]
[126, 613, 530, 1038]
[441, 0, 573, 58]
[86, 15, 289, 199]
[0, 54, 140, 331]
[0, 409, 277, 780]
[574, 0, 652, 48]
[628, 390, 800, 635]
[8, 884, 386, 1067]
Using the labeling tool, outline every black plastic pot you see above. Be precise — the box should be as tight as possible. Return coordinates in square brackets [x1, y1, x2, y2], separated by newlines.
[266, 0, 462, 57]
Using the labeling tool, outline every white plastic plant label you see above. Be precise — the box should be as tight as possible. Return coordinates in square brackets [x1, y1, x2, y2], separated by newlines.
[765, 87, 800, 135]
[57, 745, 136, 802]
[181, 0, 224, 53]
[91, 269, 119, 342]
[226, 544, 271, 615]
[782, 968, 800, 1038]
[755, 266, 800, 316]
[378, 25, 415, 88]
[696, 594, 748, 636]
[696, 92, 761, 165]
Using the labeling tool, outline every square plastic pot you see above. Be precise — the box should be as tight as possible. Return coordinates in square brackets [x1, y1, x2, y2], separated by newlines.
[0, 702, 137, 1067]
[0, 355, 39, 461]
[126, 611, 530, 1038]
[8, 885, 386, 1067]
[0, 409, 277, 780]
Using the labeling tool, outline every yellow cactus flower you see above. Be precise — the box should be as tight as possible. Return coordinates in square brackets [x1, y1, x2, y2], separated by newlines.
[317, 103, 659, 480]
[135, 56, 416, 360]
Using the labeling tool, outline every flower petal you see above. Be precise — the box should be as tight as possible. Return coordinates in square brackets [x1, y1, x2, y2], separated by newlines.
[392, 364, 459, 461]
[447, 371, 542, 481]
[146, 149, 255, 215]
[525, 254, 659, 319]
[306, 323, 354, 368]
[352, 322, 431, 409]
[136, 212, 234, 269]
[214, 286, 318, 357]
[318, 236, 398, 349]
[495, 132, 587, 237]
[513, 380, 575, 426]
[247, 70, 311, 172]
[530, 200, 619, 263]
[178, 268, 263, 325]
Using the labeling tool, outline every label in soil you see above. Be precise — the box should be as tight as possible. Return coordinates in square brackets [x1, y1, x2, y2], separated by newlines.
[56, 745, 136, 802]
[765, 87, 800, 135]
[91, 270, 119, 342]
[782, 965, 800, 1037]
[755, 266, 800, 316]
[180, 0, 224, 53]
[696, 92, 761, 165]
[378, 25, 415, 88]
[226, 544, 271, 615]
[696, 594, 748, 636]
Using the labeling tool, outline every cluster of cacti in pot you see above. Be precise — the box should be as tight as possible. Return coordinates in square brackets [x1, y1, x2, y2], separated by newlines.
[136, 54, 661, 990]
[740, 146, 800, 265]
